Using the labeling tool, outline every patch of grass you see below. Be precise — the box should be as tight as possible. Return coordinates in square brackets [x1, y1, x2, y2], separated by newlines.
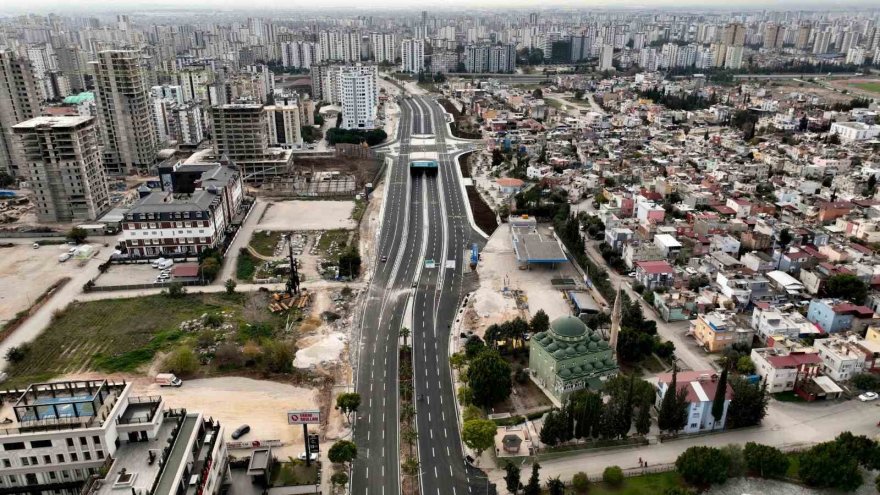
[2, 293, 253, 387]
[249, 231, 285, 257]
[316, 229, 351, 257]
[546, 98, 565, 110]
[772, 391, 806, 403]
[236, 249, 257, 280]
[351, 199, 366, 222]
[270, 460, 320, 487]
[582, 471, 684, 495]
[851, 81, 880, 95]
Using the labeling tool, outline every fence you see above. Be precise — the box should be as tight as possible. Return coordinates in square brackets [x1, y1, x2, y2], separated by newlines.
[0, 231, 65, 238]
[85, 279, 205, 293]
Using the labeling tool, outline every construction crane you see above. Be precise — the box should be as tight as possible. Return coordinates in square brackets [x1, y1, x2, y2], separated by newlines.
[283, 233, 301, 296]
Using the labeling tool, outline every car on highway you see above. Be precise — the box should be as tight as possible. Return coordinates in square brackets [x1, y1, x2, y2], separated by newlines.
[858, 392, 878, 402]
[231, 424, 251, 439]
[297, 452, 319, 462]
[381, 256, 388, 262]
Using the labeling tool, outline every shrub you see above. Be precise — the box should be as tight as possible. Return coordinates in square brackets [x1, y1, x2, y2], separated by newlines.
[163, 346, 199, 376]
[743, 442, 789, 479]
[602, 466, 624, 487]
[571, 472, 590, 493]
[675, 446, 730, 486]
[4, 344, 29, 364]
[214, 343, 244, 369]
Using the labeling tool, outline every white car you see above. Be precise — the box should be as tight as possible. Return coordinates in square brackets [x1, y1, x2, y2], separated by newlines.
[297, 452, 318, 462]
[858, 392, 878, 402]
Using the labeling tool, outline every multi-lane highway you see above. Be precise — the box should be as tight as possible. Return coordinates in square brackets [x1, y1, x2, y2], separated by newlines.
[351, 94, 489, 495]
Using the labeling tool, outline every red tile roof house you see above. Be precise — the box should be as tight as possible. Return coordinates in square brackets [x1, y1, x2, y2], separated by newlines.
[635, 260, 675, 290]
[496, 178, 525, 195]
[655, 370, 733, 434]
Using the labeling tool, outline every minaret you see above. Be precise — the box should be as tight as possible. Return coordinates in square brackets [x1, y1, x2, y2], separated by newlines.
[609, 286, 622, 354]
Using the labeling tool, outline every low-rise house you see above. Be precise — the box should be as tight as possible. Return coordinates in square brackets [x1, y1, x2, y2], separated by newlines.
[751, 347, 822, 393]
[691, 310, 754, 353]
[814, 333, 880, 381]
[741, 251, 775, 273]
[654, 233, 682, 259]
[751, 303, 816, 342]
[806, 299, 877, 334]
[634, 259, 675, 290]
[654, 370, 732, 434]
[497, 178, 525, 195]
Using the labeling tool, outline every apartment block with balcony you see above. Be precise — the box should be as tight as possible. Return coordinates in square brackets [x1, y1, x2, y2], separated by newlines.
[0, 379, 228, 495]
[691, 311, 754, 353]
[814, 334, 880, 382]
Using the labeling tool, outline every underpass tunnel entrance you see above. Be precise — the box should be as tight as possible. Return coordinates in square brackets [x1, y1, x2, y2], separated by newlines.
[410, 159, 439, 176]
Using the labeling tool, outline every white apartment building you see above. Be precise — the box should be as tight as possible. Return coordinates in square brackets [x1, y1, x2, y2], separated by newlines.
[830, 122, 880, 143]
[340, 64, 378, 129]
[370, 33, 396, 63]
[265, 104, 303, 148]
[655, 370, 731, 434]
[751, 347, 822, 393]
[751, 305, 813, 342]
[319, 31, 362, 62]
[400, 38, 424, 73]
[12, 116, 110, 223]
[599, 44, 614, 71]
[0, 379, 229, 495]
[814, 334, 880, 382]
[0, 50, 42, 176]
[281, 41, 321, 69]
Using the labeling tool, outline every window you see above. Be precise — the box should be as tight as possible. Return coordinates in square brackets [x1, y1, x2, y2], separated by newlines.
[66, 438, 74, 447]
[2, 460, 9, 468]
[43, 455, 51, 464]
[31, 440, 52, 448]
[70, 453, 77, 462]
[2, 443, 25, 451]
[79, 437, 87, 446]
[96, 451, 104, 460]
[83, 452, 91, 461]
[57, 454, 64, 463]
[49, 472, 56, 480]
[93, 436, 100, 445]
[21, 458, 28, 466]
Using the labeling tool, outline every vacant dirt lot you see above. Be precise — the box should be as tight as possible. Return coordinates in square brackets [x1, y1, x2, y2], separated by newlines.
[258, 200, 356, 231]
[0, 244, 87, 324]
[94, 263, 163, 286]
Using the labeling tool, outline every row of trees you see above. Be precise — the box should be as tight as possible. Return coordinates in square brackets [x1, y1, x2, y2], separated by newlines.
[326, 127, 388, 146]
[637, 86, 717, 111]
[483, 311, 549, 354]
[453, 335, 513, 408]
[540, 374, 654, 445]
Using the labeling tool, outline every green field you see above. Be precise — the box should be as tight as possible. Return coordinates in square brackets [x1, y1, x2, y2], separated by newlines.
[2, 292, 281, 387]
[249, 230, 285, 257]
[850, 81, 880, 95]
[539, 471, 684, 495]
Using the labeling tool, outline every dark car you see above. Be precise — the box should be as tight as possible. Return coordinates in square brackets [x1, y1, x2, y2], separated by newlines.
[231, 424, 251, 440]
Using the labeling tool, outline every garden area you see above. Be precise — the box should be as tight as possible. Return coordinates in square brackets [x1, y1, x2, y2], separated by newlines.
[2, 290, 301, 387]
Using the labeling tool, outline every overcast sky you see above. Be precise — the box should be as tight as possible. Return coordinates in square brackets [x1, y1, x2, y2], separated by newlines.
[1, 0, 877, 15]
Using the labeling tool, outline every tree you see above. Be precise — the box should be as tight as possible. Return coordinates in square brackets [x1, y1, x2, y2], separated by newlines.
[825, 274, 868, 304]
[657, 366, 688, 434]
[799, 440, 862, 491]
[467, 349, 512, 407]
[0, 171, 14, 188]
[743, 442, 789, 478]
[711, 365, 729, 429]
[530, 310, 550, 334]
[260, 339, 294, 374]
[851, 373, 880, 391]
[778, 228, 793, 248]
[503, 461, 521, 494]
[399, 327, 411, 347]
[401, 457, 419, 476]
[328, 440, 357, 465]
[571, 472, 590, 493]
[726, 377, 769, 428]
[200, 257, 221, 281]
[166, 282, 186, 298]
[330, 472, 349, 489]
[523, 463, 541, 495]
[602, 466, 624, 487]
[338, 245, 362, 279]
[635, 404, 651, 436]
[225, 278, 237, 295]
[736, 355, 756, 375]
[163, 346, 198, 375]
[462, 418, 496, 458]
[539, 409, 568, 446]
[675, 446, 731, 486]
[66, 227, 88, 244]
[4, 345, 29, 364]
[546, 477, 564, 495]
[336, 392, 361, 424]
[532, 88, 543, 100]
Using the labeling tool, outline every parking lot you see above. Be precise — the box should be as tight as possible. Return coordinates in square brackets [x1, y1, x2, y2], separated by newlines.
[94, 263, 169, 287]
[0, 243, 92, 324]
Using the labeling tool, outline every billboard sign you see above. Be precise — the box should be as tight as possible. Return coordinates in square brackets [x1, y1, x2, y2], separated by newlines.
[287, 410, 321, 425]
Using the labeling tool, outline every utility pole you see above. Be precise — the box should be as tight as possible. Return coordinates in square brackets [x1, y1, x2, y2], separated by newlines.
[284, 234, 300, 295]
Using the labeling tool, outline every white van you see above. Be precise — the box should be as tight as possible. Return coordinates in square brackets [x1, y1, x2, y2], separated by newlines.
[58, 253, 71, 262]
[151, 257, 167, 268]
[158, 259, 174, 270]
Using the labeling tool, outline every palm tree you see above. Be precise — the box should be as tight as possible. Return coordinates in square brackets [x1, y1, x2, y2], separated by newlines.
[401, 426, 419, 445]
[399, 327, 411, 347]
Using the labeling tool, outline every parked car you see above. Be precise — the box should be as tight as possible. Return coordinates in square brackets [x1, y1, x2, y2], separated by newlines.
[231, 425, 251, 439]
[297, 452, 318, 462]
[58, 253, 71, 263]
[858, 392, 878, 402]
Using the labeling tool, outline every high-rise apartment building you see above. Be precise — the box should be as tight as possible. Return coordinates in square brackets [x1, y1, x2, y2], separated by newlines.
[370, 33, 396, 63]
[489, 44, 516, 73]
[319, 31, 362, 62]
[339, 64, 378, 129]
[400, 38, 424, 73]
[0, 50, 42, 176]
[210, 104, 293, 181]
[796, 22, 813, 50]
[763, 23, 785, 49]
[281, 40, 321, 69]
[91, 50, 158, 176]
[599, 44, 614, 71]
[723, 23, 746, 46]
[12, 116, 110, 223]
[813, 29, 831, 54]
[265, 104, 303, 148]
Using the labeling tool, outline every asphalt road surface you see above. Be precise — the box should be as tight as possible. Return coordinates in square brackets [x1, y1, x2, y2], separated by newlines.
[351, 95, 489, 495]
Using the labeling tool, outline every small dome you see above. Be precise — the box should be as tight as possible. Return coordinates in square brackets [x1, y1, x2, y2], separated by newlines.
[576, 344, 587, 353]
[590, 333, 601, 342]
[547, 343, 559, 352]
[588, 341, 598, 351]
[550, 316, 588, 339]
[566, 347, 577, 357]
[534, 331, 548, 340]
[599, 341, 610, 349]
[553, 349, 567, 359]
[559, 368, 572, 378]
[582, 362, 593, 371]
[571, 366, 583, 374]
